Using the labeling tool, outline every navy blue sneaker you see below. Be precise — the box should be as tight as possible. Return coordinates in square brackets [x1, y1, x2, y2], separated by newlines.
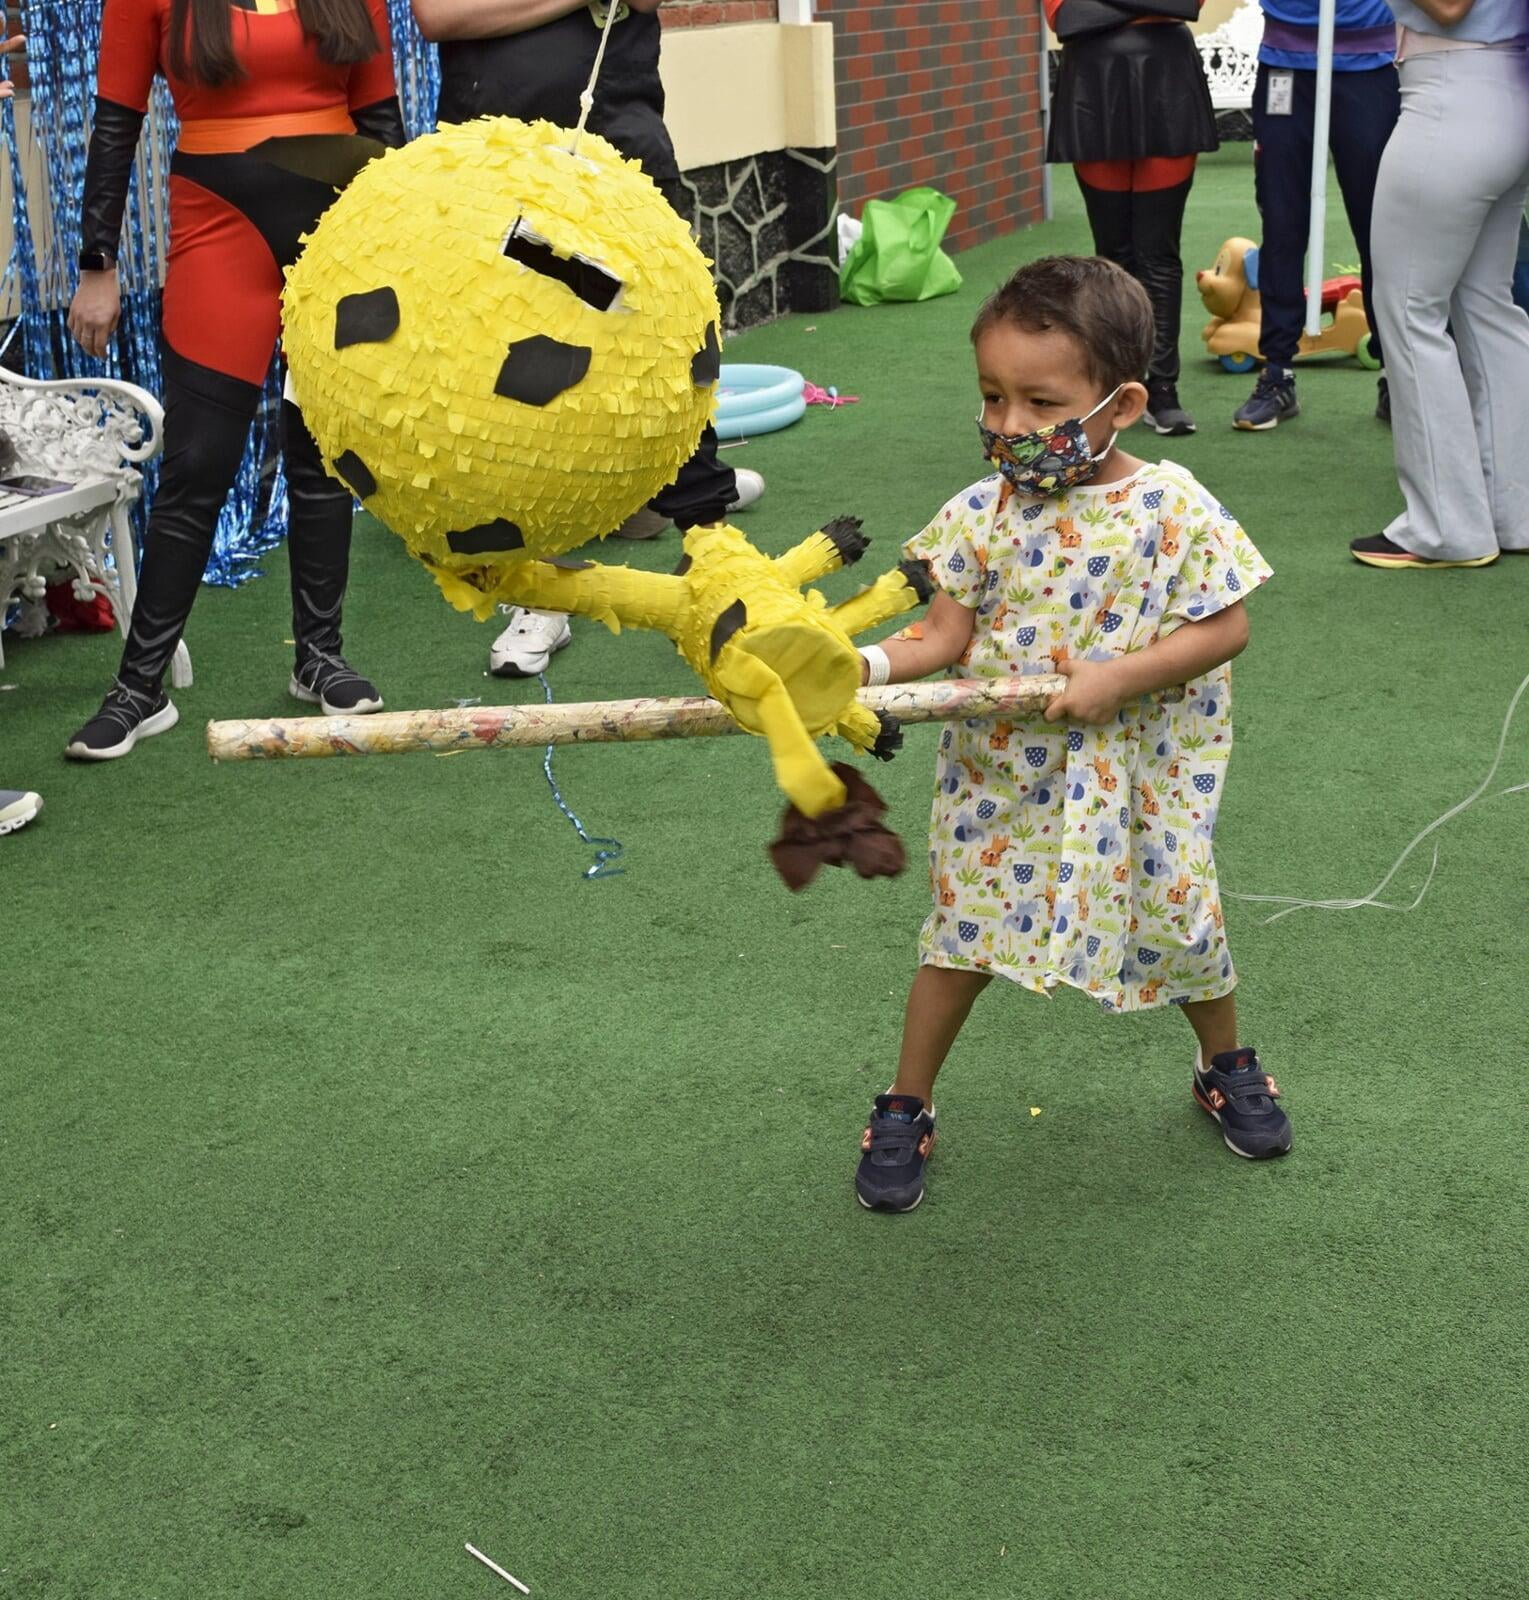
[1233, 366, 1299, 431]
[855, 1094, 936, 1211]
[1192, 1049, 1292, 1159]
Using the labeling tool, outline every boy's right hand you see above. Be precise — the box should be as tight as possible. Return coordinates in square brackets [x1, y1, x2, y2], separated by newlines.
[68, 271, 122, 359]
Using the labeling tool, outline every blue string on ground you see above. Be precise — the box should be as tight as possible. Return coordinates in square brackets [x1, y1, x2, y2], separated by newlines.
[536, 672, 624, 880]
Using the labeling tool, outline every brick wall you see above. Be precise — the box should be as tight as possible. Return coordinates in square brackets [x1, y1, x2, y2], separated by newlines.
[661, 1, 779, 27]
[815, 0, 1046, 252]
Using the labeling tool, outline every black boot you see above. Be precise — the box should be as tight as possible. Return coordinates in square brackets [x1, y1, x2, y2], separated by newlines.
[281, 395, 383, 714]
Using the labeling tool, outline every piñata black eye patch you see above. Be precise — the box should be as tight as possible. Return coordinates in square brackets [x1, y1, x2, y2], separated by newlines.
[334, 287, 400, 350]
[495, 337, 593, 407]
[692, 322, 721, 386]
[446, 519, 527, 556]
[503, 219, 622, 311]
[332, 450, 377, 499]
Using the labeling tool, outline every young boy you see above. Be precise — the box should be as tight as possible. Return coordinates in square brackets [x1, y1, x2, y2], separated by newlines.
[855, 257, 1290, 1213]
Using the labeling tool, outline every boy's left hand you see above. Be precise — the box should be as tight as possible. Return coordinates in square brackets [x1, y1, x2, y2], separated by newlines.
[1043, 657, 1122, 727]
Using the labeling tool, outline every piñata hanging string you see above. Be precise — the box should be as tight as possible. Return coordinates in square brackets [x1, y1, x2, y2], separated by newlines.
[1226, 671, 1528, 923]
[568, 0, 623, 153]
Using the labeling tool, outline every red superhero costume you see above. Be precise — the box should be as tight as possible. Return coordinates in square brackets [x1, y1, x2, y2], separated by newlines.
[64, 0, 404, 757]
[96, 0, 397, 384]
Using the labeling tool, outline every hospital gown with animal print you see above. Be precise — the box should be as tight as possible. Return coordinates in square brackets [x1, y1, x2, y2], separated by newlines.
[903, 459, 1272, 1012]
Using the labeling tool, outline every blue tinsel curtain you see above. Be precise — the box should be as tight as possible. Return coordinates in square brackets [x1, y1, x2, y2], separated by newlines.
[1, 0, 438, 586]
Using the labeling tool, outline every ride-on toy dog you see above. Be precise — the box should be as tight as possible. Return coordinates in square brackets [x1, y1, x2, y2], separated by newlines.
[1197, 236, 1378, 373]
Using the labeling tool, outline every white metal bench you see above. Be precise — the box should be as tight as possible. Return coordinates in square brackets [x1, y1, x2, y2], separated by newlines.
[0, 362, 191, 686]
[1197, 0, 1264, 113]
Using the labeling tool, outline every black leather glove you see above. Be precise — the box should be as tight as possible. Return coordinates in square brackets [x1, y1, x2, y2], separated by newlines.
[351, 94, 406, 150]
[80, 96, 145, 264]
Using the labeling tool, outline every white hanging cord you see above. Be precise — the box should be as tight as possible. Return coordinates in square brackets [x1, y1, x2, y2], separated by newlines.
[1226, 671, 1529, 924]
[569, 1, 624, 155]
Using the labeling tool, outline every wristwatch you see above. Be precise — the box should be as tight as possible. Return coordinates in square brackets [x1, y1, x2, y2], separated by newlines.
[78, 247, 118, 272]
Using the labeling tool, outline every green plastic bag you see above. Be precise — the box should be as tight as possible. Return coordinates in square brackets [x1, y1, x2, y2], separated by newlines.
[839, 187, 963, 307]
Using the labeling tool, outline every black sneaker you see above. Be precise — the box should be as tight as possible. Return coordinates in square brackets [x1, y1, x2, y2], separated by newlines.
[1233, 366, 1299, 431]
[1349, 533, 1496, 570]
[855, 1093, 936, 1211]
[289, 651, 383, 714]
[64, 679, 178, 761]
[1375, 376, 1390, 425]
[1142, 381, 1196, 436]
[1192, 1048, 1292, 1159]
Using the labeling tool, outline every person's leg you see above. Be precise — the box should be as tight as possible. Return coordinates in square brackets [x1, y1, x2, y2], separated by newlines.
[1327, 63, 1400, 371]
[281, 394, 385, 711]
[649, 424, 737, 530]
[1186, 989, 1291, 1158]
[1074, 160, 1136, 273]
[856, 963, 988, 1211]
[1449, 176, 1529, 554]
[281, 395, 353, 663]
[1513, 210, 1529, 314]
[1367, 54, 1527, 562]
[118, 348, 262, 692]
[1182, 992, 1238, 1061]
[64, 349, 259, 759]
[1129, 156, 1196, 387]
[1244, 63, 1314, 423]
[889, 965, 991, 1104]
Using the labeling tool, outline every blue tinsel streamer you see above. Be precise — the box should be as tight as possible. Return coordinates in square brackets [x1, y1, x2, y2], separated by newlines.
[536, 674, 625, 880]
[1, 3, 440, 586]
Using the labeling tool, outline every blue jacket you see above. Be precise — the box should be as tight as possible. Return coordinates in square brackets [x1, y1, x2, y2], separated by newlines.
[1259, 0, 1397, 71]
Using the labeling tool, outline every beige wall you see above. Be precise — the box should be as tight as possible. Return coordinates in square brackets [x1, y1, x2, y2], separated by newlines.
[660, 20, 837, 172]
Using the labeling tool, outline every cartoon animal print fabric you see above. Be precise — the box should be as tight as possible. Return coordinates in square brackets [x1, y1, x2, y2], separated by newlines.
[904, 460, 1271, 1012]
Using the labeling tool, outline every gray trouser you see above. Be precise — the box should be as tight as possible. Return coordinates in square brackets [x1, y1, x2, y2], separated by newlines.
[1370, 48, 1529, 560]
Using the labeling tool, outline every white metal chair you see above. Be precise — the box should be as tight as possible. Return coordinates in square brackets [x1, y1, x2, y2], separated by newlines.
[1197, 0, 1264, 113]
[0, 362, 191, 686]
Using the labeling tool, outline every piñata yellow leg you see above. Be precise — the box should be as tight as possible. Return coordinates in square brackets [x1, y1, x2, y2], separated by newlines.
[713, 650, 848, 817]
[490, 559, 688, 636]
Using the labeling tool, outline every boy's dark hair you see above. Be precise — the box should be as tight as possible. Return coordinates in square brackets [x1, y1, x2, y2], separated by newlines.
[971, 256, 1154, 392]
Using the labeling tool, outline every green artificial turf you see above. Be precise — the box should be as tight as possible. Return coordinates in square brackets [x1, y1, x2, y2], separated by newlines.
[3, 145, 1527, 1599]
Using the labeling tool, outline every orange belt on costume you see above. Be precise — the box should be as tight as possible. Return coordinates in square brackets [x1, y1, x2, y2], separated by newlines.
[176, 104, 356, 155]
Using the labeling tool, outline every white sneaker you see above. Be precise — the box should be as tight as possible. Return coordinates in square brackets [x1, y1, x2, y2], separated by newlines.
[729, 467, 765, 512]
[489, 607, 572, 677]
[0, 788, 42, 835]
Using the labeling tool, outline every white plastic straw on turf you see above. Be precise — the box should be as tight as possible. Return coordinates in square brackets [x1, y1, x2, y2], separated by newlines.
[1305, 0, 1338, 338]
[1226, 673, 1529, 922]
[466, 1543, 530, 1594]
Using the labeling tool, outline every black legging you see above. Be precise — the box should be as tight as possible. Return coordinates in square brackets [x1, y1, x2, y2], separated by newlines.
[118, 347, 354, 692]
[1076, 177, 1193, 386]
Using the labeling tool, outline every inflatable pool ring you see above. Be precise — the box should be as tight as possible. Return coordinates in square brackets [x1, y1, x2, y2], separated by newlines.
[715, 364, 806, 441]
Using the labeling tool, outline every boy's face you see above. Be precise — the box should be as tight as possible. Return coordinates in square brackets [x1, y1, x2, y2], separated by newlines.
[974, 321, 1142, 451]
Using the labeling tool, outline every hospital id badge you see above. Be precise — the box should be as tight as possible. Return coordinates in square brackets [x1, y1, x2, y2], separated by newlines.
[1266, 70, 1295, 116]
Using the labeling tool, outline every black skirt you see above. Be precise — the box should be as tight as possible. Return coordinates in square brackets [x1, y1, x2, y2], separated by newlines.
[1048, 22, 1219, 164]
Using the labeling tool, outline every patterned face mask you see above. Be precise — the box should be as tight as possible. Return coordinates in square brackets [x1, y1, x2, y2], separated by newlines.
[978, 386, 1121, 497]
